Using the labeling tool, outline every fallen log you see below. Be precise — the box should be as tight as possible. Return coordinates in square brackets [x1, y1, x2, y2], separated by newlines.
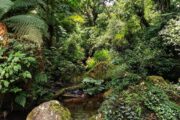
[53, 83, 85, 98]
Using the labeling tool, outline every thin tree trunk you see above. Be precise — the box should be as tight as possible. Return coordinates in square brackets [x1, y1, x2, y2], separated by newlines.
[140, 16, 150, 28]
[154, 0, 171, 12]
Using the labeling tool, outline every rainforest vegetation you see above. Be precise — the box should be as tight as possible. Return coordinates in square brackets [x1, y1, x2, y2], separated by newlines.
[0, 0, 179, 120]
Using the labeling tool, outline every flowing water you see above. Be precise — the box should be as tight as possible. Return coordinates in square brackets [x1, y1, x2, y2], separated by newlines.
[63, 94, 104, 120]
[5, 94, 103, 120]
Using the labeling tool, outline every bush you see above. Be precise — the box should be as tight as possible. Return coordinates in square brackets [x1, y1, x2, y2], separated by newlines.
[159, 16, 180, 55]
[0, 45, 36, 107]
[100, 98, 140, 120]
[82, 77, 105, 95]
[94, 49, 111, 62]
[86, 57, 96, 69]
[144, 86, 180, 120]
[100, 79, 180, 120]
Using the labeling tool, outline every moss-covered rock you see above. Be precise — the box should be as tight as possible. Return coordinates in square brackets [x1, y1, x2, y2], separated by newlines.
[147, 75, 168, 88]
[89, 113, 103, 120]
[26, 100, 71, 120]
[86, 62, 113, 79]
[99, 76, 180, 120]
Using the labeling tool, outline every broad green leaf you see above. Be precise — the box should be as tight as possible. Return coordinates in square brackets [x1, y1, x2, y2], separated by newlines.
[10, 87, 22, 93]
[2, 80, 10, 87]
[15, 94, 26, 107]
[22, 71, 32, 79]
[13, 65, 21, 72]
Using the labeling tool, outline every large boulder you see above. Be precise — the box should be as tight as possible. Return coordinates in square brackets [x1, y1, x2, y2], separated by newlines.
[146, 75, 168, 88]
[26, 100, 71, 120]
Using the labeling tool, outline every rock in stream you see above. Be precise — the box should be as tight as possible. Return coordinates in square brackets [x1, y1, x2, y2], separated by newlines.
[26, 100, 71, 120]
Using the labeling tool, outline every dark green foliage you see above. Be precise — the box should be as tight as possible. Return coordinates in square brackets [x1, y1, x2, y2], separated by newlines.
[0, 44, 36, 107]
[82, 77, 105, 95]
[100, 78, 180, 120]
[0, 41, 50, 108]
[0, 0, 179, 119]
[44, 43, 85, 82]
[144, 86, 180, 120]
[102, 103, 140, 120]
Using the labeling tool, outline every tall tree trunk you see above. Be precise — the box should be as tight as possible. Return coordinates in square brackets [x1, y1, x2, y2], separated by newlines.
[46, 0, 56, 48]
[92, 7, 98, 25]
[47, 24, 54, 48]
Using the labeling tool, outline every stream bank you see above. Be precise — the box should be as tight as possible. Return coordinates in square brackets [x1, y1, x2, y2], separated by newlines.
[5, 93, 104, 120]
[62, 93, 104, 120]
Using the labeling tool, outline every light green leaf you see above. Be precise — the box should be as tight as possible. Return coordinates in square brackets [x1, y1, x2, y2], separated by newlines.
[10, 87, 22, 93]
[13, 65, 21, 72]
[22, 71, 32, 79]
[2, 80, 10, 87]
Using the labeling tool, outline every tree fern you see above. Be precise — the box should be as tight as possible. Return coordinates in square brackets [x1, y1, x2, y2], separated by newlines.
[21, 27, 43, 47]
[11, 0, 45, 10]
[0, 0, 13, 19]
[0, 0, 48, 46]
[3, 15, 48, 46]
[4, 15, 47, 33]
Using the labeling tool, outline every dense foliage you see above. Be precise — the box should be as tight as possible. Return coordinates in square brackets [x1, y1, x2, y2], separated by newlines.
[0, 0, 179, 120]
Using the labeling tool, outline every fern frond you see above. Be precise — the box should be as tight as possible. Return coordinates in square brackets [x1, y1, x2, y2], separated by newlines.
[11, 0, 46, 10]
[21, 27, 43, 47]
[3, 15, 48, 46]
[0, 0, 13, 19]
[4, 15, 48, 34]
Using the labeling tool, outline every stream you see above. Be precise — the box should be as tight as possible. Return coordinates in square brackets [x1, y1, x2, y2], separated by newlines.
[6, 93, 104, 120]
[63, 93, 104, 120]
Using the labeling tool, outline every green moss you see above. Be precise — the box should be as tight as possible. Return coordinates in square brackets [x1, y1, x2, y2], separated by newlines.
[147, 76, 168, 86]
[50, 102, 72, 120]
[27, 101, 72, 120]
[94, 49, 111, 62]
[88, 114, 103, 120]
[54, 83, 84, 98]
[26, 110, 37, 120]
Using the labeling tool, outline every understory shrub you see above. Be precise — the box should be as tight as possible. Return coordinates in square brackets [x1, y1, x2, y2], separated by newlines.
[99, 77, 180, 120]
[0, 44, 36, 107]
[0, 41, 50, 108]
[144, 86, 180, 120]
